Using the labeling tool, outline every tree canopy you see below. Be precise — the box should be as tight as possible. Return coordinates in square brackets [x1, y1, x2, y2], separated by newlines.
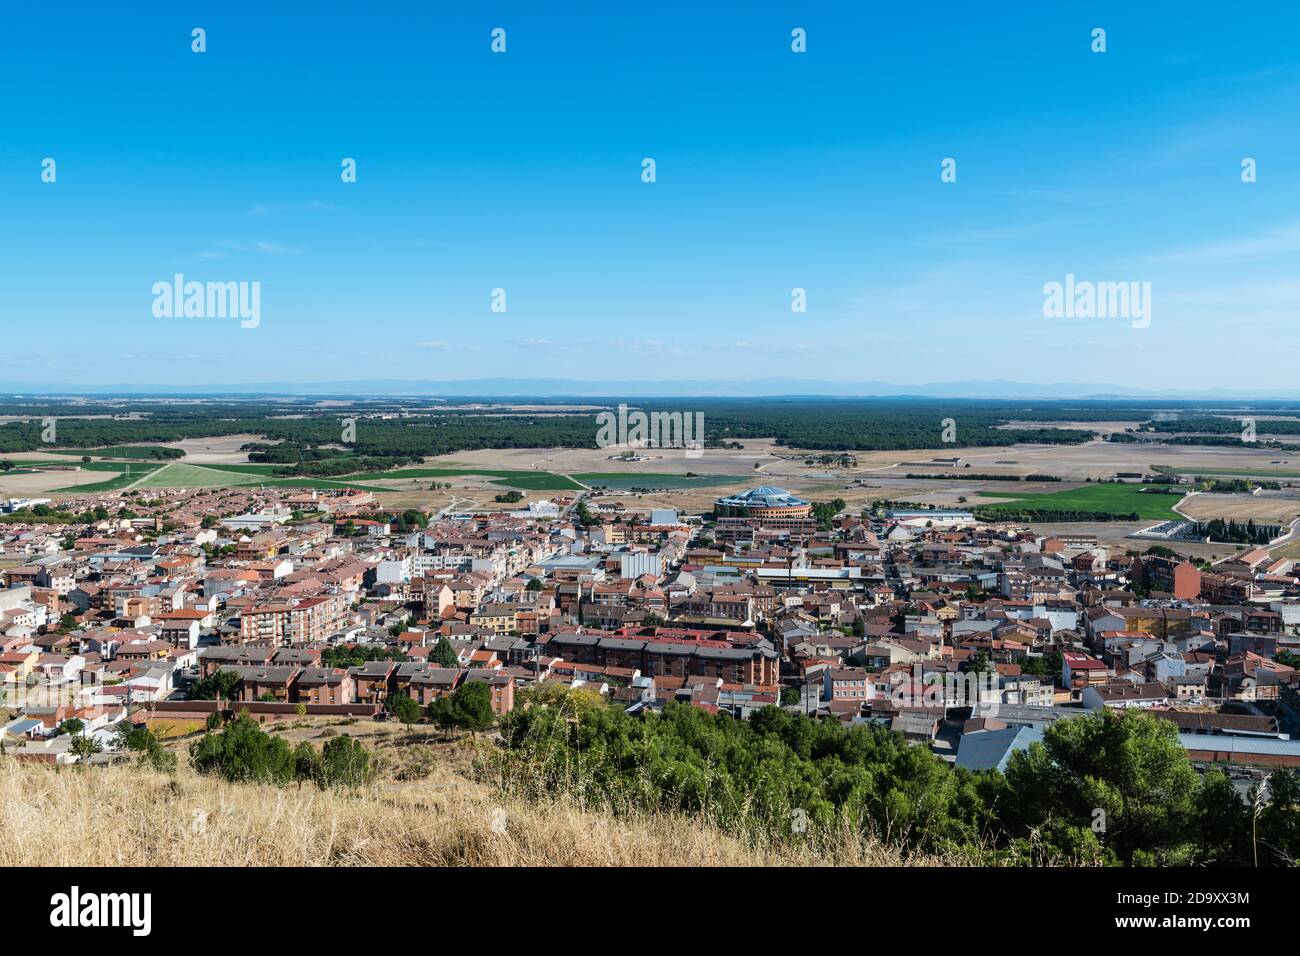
[487, 690, 1300, 866]
[427, 681, 496, 732]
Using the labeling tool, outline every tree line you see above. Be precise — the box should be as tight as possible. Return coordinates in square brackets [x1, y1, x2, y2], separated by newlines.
[1191, 518, 1281, 545]
[486, 691, 1300, 866]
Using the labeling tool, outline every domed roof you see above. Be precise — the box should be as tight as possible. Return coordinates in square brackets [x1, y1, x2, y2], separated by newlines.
[716, 485, 811, 509]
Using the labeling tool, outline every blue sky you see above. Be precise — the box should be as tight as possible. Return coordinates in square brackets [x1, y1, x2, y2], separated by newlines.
[4, 1, 1300, 391]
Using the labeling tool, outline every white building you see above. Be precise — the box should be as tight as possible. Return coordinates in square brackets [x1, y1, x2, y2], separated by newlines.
[619, 551, 663, 580]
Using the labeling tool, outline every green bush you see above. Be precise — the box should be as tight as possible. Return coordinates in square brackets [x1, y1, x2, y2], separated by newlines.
[188, 714, 371, 790]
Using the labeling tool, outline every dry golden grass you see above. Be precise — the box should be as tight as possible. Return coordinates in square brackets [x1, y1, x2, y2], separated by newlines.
[145, 718, 207, 740]
[0, 757, 937, 867]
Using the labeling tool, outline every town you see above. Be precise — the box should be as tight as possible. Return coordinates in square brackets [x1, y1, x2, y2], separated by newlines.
[3, 452, 1298, 793]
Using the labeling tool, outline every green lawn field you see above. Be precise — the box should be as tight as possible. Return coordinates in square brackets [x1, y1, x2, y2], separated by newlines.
[976, 483, 1186, 520]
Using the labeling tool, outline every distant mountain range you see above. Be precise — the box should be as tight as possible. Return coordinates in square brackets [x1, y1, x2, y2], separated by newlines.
[3, 378, 1300, 401]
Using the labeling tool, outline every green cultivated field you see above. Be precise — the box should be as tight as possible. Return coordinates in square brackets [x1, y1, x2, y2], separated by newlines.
[48, 457, 584, 495]
[17, 459, 146, 472]
[46, 446, 183, 460]
[487, 473, 585, 490]
[257, 477, 395, 493]
[341, 466, 584, 490]
[976, 483, 1185, 520]
[184, 463, 288, 476]
[129, 462, 394, 493]
[132, 463, 262, 488]
[53, 462, 164, 492]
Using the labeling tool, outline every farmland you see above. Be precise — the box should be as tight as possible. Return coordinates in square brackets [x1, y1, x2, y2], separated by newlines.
[44, 445, 182, 460]
[131, 463, 262, 489]
[974, 483, 1186, 521]
[1154, 464, 1300, 480]
[41, 459, 589, 496]
[128, 462, 394, 493]
[341, 467, 584, 490]
[51, 462, 164, 492]
[574, 472, 749, 491]
[3, 398, 1299, 530]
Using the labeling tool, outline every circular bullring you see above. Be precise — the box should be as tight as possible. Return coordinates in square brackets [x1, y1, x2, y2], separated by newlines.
[714, 485, 812, 519]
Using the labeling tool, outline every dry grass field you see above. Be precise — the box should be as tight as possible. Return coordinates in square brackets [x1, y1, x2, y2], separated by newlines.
[0, 470, 77, 497]
[0, 730, 933, 867]
[159, 434, 268, 464]
[1177, 492, 1300, 523]
[1269, 536, 1300, 561]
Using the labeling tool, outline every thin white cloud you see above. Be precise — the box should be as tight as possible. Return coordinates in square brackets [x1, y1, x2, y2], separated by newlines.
[1152, 222, 1300, 265]
[200, 239, 305, 257]
[519, 338, 584, 354]
[246, 200, 335, 217]
[251, 240, 302, 256]
[415, 341, 480, 352]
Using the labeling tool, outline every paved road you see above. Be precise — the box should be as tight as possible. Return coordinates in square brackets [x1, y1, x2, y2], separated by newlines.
[435, 495, 479, 518]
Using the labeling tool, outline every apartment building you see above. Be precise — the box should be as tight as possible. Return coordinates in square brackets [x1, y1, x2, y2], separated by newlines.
[239, 594, 346, 645]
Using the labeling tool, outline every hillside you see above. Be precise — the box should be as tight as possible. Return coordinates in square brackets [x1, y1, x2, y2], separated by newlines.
[0, 746, 928, 868]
